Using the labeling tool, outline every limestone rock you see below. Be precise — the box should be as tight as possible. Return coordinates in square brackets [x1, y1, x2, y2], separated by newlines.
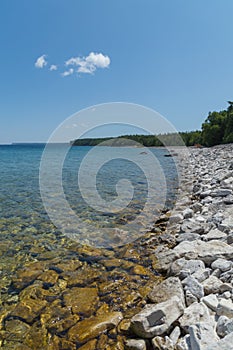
[169, 258, 205, 279]
[130, 296, 184, 338]
[189, 323, 219, 350]
[172, 240, 233, 265]
[179, 302, 213, 333]
[217, 298, 233, 318]
[201, 294, 218, 312]
[182, 276, 204, 300]
[148, 277, 185, 306]
[211, 258, 232, 272]
[125, 339, 147, 350]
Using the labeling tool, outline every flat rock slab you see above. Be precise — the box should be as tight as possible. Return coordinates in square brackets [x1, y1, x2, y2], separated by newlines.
[148, 277, 185, 305]
[172, 240, 233, 265]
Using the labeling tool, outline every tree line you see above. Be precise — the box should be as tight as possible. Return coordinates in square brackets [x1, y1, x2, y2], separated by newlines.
[71, 101, 233, 147]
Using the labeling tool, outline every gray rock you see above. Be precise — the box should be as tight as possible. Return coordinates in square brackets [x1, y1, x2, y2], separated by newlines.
[169, 258, 205, 278]
[125, 339, 147, 350]
[169, 213, 184, 224]
[201, 294, 219, 311]
[216, 315, 233, 338]
[185, 290, 198, 306]
[130, 296, 184, 338]
[176, 233, 200, 243]
[183, 276, 204, 300]
[211, 258, 232, 272]
[224, 195, 233, 204]
[192, 268, 211, 283]
[192, 202, 203, 213]
[148, 277, 185, 306]
[219, 269, 233, 283]
[179, 302, 213, 333]
[180, 220, 205, 234]
[202, 229, 227, 242]
[202, 276, 231, 295]
[227, 232, 233, 244]
[183, 208, 194, 219]
[169, 326, 181, 345]
[172, 240, 233, 265]
[176, 335, 191, 350]
[189, 323, 219, 350]
[217, 298, 233, 318]
[205, 332, 233, 350]
[200, 190, 212, 198]
[211, 189, 232, 197]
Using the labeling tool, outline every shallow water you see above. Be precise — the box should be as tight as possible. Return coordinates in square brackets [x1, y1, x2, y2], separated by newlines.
[0, 144, 178, 348]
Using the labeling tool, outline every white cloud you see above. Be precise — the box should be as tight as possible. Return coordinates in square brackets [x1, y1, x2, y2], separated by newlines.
[65, 52, 110, 74]
[61, 68, 74, 77]
[50, 64, 58, 71]
[35, 54, 47, 69]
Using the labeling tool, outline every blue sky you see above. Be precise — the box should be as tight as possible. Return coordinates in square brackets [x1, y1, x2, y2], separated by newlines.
[1, 0, 233, 143]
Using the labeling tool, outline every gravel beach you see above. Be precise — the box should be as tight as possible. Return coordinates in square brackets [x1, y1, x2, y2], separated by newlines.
[127, 144, 233, 350]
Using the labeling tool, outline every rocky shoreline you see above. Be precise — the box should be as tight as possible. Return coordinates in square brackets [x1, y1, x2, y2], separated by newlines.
[126, 143, 233, 349]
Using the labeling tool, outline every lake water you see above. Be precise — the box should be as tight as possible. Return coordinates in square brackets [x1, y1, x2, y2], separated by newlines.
[0, 144, 179, 348]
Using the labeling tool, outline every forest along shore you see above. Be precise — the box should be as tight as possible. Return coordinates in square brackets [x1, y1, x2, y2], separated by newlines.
[126, 143, 233, 350]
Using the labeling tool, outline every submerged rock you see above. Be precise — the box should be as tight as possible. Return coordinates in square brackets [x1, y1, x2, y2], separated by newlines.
[68, 312, 123, 343]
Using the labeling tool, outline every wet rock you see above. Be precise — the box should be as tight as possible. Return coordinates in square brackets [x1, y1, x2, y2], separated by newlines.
[40, 300, 79, 334]
[11, 297, 47, 323]
[63, 287, 99, 316]
[24, 321, 48, 349]
[38, 270, 59, 285]
[148, 277, 185, 306]
[68, 312, 123, 343]
[4, 319, 30, 342]
[130, 296, 184, 338]
[125, 339, 147, 350]
[79, 339, 98, 350]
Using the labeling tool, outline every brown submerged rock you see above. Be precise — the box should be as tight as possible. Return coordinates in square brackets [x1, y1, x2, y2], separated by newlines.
[68, 312, 123, 343]
[40, 300, 79, 334]
[79, 339, 97, 350]
[4, 319, 30, 342]
[11, 297, 47, 324]
[38, 270, 59, 285]
[63, 287, 99, 316]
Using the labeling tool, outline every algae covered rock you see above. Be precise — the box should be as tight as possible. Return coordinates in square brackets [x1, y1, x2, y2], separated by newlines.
[68, 312, 123, 343]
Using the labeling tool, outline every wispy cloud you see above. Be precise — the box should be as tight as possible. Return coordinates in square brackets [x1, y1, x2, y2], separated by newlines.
[35, 54, 47, 68]
[65, 52, 110, 74]
[35, 51, 110, 77]
[61, 68, 74, 77]
[50, 64, 58, 71]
